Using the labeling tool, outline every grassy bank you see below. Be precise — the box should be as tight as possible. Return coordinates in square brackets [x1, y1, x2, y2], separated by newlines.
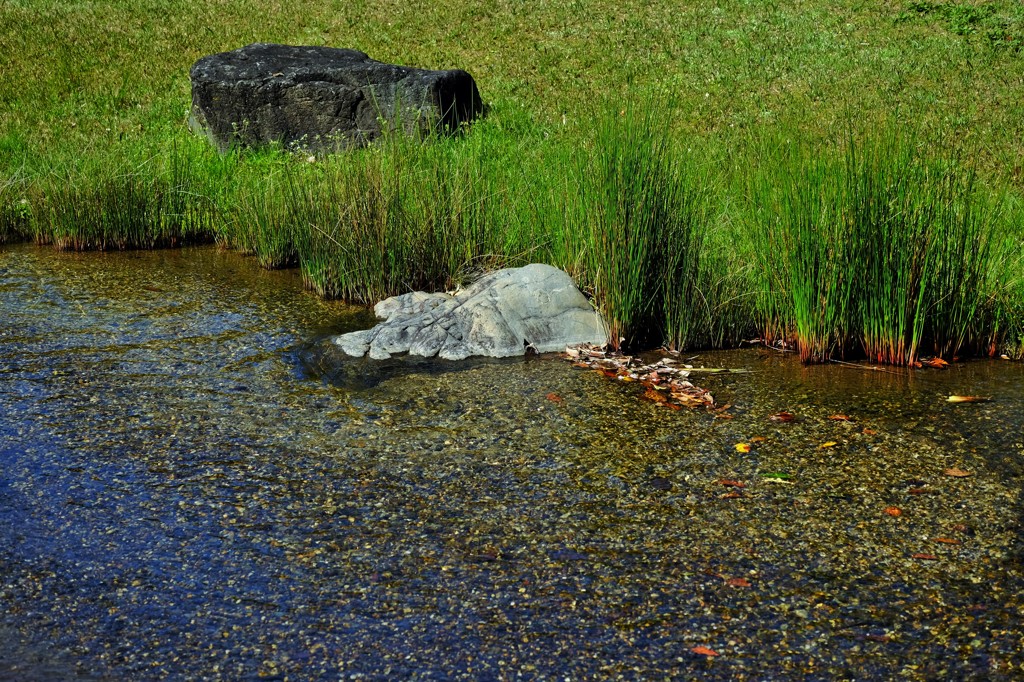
[1, 0, 1023, 361]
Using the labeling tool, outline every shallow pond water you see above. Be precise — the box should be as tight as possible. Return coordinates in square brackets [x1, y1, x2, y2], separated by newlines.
[1, 244, 1022, 680]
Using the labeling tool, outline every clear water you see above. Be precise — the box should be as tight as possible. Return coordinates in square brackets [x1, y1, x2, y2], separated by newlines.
[1, 244, 1022, 680]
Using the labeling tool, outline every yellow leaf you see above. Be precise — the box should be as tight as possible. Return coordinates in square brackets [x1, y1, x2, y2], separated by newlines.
[735, 443, 751, 453]
[820, 441, 838, 448]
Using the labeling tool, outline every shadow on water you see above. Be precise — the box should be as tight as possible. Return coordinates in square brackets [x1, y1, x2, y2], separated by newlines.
[1, 243, 1023, 680]
[296, 333, 548, 390]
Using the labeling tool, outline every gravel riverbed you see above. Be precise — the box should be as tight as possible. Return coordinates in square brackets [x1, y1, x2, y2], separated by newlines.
[1, 245, 1022, 680]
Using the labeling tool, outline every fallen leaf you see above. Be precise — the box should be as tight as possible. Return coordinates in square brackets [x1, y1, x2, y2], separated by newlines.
[735, 443, 751, 453]
[759, 472, 791, 480]
[718, 479, 746, 488]
[713, 412, 735, 419]
[770, 411, 796, 422]
[912, 553, 939, 561]
[884, 506, 902, 517]
[922, 357, 949, 368]
[828, 414, 853, 421]
[862, 428, 878, 435]
[643, 388, 669, 403]
[933, 537, 961, 545]
[750, 436, 766, 443]
[721, 491, 744, 499]
[546, 392, 563, 403]
[950, 523, 969, 533]
[943, 468, 972, 478]
[820, 441, 839, 448]
[947, 395, 991, 403]
[865, 634, 892, 643]
[908, 488, 929, 495]
[726, 577, 751, 587]
[691, 645, 719, 657]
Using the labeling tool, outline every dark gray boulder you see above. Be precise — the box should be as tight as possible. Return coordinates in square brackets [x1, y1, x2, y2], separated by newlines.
[189, 43, 483, 152]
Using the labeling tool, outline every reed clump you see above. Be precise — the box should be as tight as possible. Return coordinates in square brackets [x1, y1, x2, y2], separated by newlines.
[748, 127, 1008, 364]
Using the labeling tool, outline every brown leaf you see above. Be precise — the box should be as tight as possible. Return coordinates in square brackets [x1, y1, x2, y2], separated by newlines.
[726, 577, 751, 587]
[546, 392, 564, 403]
[862, 428, 878, 435]
[828, 414, 853, 421]
[943, 468, 972, 478]
[908, 488, 929, 495]
[950, 523, 969, 533]
[750, 436, 766, 443]
[922, 357, 950, 368]
[644, 388, 669, 403]
[947, 395, 991, 403]
[718, 479, 746, 488]
[769, 411, 796, 422]
[912, 553, 939, 561]
[883, 506, 902, 517]
[691, 645, 719, 657]
[933, 537, 961, 545]
[721, 491, 744, 499]
[865, 634, 891, 643]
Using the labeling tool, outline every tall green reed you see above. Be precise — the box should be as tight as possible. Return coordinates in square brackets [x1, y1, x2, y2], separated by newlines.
[579, 99, 715, 350]
[36, 147, 217, 250]
[748, 126, 1004, 364]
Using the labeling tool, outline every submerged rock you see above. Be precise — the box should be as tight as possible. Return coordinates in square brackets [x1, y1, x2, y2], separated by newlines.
[189, 43, 483, 152]
[333, 264, 609, 361]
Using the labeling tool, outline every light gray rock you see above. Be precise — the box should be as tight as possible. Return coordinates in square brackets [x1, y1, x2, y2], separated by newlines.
[333, 264, 609, 361]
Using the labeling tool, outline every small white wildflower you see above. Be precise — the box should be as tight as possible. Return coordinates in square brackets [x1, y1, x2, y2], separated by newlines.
[306, 155, 316, 163]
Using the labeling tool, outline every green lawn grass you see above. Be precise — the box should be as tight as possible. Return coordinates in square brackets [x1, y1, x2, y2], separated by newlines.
[2, 0, 1022, 360]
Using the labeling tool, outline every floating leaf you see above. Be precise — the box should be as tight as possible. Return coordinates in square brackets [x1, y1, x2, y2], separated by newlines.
[718, 479, 746, 488]
[820, 441, 838, 448]
[922, 357, 949, 368]
[883, 506, 902, 517]
[911, 553, 939, 561]
[546, 392, 563, 403]
[691, 645, 719, 657]
[947, 395, 991, 403]
[943, 468, 972, 478]
[726, 577, 751, 587]
[828, 414, 853, 421]
[735, 443, 751, 453]
[769, 411, 796, 422]
[933, 537, 961, 545]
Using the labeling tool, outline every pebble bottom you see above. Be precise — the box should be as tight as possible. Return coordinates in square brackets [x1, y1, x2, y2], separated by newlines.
[0, 245, 1022, 680]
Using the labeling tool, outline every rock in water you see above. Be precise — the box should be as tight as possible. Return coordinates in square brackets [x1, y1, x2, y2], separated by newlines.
[189, 43, 483, 152]
[334, 264, 609, 361]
